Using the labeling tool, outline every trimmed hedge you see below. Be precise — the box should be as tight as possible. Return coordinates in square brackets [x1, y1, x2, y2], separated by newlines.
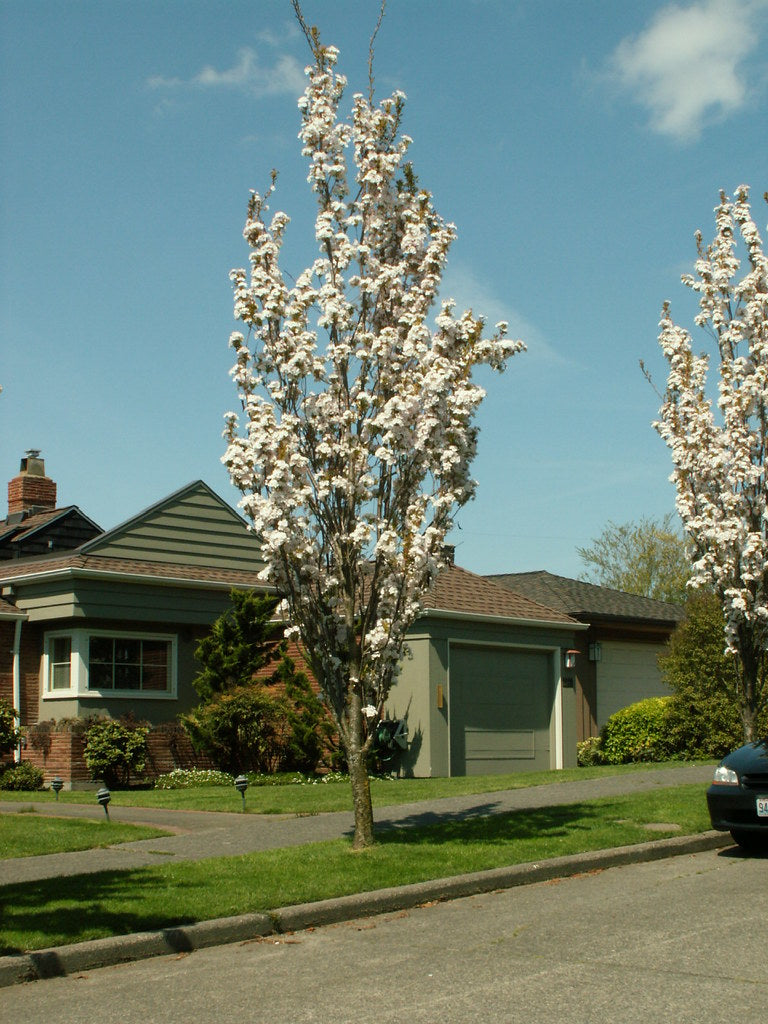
[599, 696, 674, 764]
[0, 760, 44, 791]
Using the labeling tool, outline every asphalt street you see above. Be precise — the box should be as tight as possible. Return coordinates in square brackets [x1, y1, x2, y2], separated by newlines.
[0, 845, 763, 1023]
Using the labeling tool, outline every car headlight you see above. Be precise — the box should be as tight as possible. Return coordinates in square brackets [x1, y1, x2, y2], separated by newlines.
[713, 765, 739, 785]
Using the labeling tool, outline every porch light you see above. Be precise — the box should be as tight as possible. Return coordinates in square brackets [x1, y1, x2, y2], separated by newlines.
[588, 642, 602, 663]
[96, 786, 111, 820]
[51, 776, 63, 801]
[564, 650, 578, 670]
[234, 774, 248, 812]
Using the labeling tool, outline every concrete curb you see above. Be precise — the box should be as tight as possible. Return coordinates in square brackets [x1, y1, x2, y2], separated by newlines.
[0, 830, 732, 989]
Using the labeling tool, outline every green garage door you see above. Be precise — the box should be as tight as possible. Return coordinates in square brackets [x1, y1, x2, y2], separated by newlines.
[449, 646, 553, 775]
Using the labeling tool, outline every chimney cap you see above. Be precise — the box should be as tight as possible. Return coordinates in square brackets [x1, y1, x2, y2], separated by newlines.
[25, 449, 41, 460]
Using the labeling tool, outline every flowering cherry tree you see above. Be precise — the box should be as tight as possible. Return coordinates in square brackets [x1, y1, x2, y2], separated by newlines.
[222, 23, 521, 846]
[655, 186, 768, 742]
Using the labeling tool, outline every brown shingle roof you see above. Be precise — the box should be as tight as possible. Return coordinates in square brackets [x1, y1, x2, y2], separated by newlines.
[426, 565, 577, 624]
[488, 571, 683, 625]
[0, 552, 267, 589]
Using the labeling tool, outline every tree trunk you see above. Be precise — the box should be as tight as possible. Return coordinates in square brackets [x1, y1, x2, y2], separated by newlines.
[348, 746, 374, 849]
[738, 642, 759, 744]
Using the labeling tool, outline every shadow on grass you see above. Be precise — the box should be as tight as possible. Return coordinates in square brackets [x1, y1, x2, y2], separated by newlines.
[372, 801, 602, 846]
[0, 868, 203, 956]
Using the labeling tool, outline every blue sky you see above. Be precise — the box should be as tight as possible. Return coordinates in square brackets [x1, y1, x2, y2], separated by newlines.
[2, 0, 767, 578]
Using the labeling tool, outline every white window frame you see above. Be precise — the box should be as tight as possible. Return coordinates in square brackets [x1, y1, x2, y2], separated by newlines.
[42, 629, 178, 700]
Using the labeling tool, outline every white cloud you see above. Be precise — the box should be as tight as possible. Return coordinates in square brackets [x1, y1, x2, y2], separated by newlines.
[440, 261, 573, 367]
[147, 46, 306, 99]
[609, 0, 767, 141]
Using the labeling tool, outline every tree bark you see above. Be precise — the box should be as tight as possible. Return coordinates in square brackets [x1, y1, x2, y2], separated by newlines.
[348, 746, 374, 849]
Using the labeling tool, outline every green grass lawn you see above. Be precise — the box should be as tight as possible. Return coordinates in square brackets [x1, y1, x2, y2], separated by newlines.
[0, 784, 712, 955]
[0, 761, 710, 816]
[0, 814, 169, 859]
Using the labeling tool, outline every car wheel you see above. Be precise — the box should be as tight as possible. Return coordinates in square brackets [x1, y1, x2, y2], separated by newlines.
[730, 829, 768, 854]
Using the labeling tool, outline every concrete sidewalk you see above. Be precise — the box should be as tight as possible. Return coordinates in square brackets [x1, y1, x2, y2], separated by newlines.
[0, 763, 714, 885]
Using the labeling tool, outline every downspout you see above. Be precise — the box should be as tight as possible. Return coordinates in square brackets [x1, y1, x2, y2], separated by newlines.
[12, 618, 22, 763]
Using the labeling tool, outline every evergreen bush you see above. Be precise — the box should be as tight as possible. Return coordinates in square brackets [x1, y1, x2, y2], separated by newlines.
[83, 717, 149, 788]
[0, 760, 44, 791]
[0, 699, 20, 758]
[600, 696, 674, 764]
[181, 686, 291, 775]
[661, 592, 768, 757]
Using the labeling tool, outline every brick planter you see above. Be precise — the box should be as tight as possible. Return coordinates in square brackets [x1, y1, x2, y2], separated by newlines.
[22, 723, 214, 790]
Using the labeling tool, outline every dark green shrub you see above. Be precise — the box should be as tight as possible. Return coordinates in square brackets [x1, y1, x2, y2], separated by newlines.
[0, 760, 44, 791]
[0, 699, 20, 758]
[600, 697, 674, 764]
[577, 735, 605, 766]
[181, 686, 291, 775]
[276, 653, 336, 773]
[661, 592, 768, 757]
[83, 717, 149, 788]
[193, 590, 282, 700]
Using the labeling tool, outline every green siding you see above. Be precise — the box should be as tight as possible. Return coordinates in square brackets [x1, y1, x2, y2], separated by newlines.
[17, 578, 243, 626]
[85, 482, 265, 571]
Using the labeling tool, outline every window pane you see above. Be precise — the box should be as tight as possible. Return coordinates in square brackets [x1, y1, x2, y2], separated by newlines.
[89, 663, 114, 690]
[142, 640, 169, 691]
[49, 636, 71, 690]
[114, 638, 140, 664]
[90, 637, 113, 664]
[115, 664, 141, 690]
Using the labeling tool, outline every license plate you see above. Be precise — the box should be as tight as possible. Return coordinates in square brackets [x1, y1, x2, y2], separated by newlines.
[757, 797, 768, 817]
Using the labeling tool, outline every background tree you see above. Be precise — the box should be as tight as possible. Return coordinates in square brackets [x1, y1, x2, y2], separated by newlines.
[223, 8, 520, 847]
[577, 513, 691, 604]
[654, 186, 768, 742]
[661, 592, 767, 758]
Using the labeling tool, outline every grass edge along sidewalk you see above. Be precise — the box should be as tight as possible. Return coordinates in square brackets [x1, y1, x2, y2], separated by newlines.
[0, 830, 730, 989]
[0, 781, 729, 987]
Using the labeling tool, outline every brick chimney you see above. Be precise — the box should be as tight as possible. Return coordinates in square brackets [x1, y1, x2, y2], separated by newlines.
[7, 450, 57, 519]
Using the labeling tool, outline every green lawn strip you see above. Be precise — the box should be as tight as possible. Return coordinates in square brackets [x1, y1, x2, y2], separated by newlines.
[0, 761, 711, 816]
[0, 815, 170, 859]
[0, 784, 710, 954]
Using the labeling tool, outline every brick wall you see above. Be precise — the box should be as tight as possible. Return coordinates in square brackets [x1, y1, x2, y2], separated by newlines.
[23, 721, 215, 789]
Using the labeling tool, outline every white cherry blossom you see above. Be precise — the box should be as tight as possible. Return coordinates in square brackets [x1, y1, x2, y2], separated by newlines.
[655, 186, 768, 741]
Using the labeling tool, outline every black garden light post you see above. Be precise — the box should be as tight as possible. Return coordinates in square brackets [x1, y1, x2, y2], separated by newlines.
[97, 786, 111, 821]
[234, 774, 248, 812]
[51, 776, 63, 801]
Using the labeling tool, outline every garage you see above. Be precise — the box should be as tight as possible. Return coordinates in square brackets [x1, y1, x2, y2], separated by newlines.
[596, 640, 669, 728]
[449, 644, 555, 775]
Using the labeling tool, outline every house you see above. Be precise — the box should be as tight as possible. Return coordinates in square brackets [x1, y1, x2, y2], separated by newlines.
[487, 572, 684, 741]
[0, 454, 268, 783]
[0, 454, 590, 782]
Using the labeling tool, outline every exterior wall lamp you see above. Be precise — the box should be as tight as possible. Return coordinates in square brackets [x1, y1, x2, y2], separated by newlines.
[588, 643, 602, 662]
[564, 650, 578, 670]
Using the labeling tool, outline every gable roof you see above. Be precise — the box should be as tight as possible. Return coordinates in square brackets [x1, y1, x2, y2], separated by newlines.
[425, 565, 579, 627]
[81, 480, 264, 572]
[487, 571, 683, 626]
[0, 506, 101, 544]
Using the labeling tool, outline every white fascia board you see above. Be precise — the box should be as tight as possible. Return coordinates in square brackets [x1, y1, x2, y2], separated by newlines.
[421, 607, 589, 631]
[0, 566, 274, 594]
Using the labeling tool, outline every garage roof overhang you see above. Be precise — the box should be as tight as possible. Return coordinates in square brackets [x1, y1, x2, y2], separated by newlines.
[420, 607, 588, 631]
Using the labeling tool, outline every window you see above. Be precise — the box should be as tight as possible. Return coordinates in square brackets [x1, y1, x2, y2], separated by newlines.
[88, 636, 172, 692]
[49, 636, 72, 690]
[43, 630, 176, 698]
